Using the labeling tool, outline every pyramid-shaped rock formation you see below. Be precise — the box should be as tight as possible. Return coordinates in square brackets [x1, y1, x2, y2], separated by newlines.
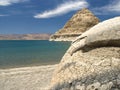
[50, 8, 100, 41]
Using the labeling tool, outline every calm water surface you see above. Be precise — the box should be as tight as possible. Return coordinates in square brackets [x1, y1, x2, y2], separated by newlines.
[0, 40, 70, 68]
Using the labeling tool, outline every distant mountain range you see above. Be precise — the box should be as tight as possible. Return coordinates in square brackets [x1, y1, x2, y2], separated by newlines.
[0, 34, 51, 40]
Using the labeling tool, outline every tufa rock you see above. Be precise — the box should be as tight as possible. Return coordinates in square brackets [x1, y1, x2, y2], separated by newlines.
[49, 47, 120, 90]
[69, 17, 120, 55]
[50, 8, 100, 41]
[49, 17, 120, 90]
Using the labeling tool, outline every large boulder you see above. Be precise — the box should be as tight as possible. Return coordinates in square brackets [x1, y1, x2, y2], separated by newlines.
[49, 17, 120, 90]
[69, 16, 120, 55]
[50, 8, 100, 41]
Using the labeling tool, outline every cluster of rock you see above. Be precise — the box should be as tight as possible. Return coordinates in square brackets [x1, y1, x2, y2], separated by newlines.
[50, 8, 99, 41]
[49, 17, 120, 90]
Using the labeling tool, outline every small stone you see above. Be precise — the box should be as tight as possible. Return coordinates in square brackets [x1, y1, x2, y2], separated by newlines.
[75, 84, 85, 90]
[94, 80, 98, 83]
[116, 79, 120, 88]
[75, 85, 81, 90]
[86, 82, 101, 90]
[112, 80, 117, 87]
[114, 89, 119, 90]
[118, 74, 120, 79]
[108, 82, 113, 87]
[117, 79, 120, 85]
[81, 78, 87, 83]
[76, 82, 81, 86]
[61, 87, 69, 90]
[100, 82, 113, 90]
[72, 80, 77, 86]
[100, 84, 108, 90]
[75, 83, 80, 89]
[70, 86, 75, 90]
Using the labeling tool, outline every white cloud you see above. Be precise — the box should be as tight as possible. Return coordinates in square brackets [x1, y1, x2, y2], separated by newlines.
[0, 0, 28, 6]
[103, 0, 120, 12]
[34, 0, 89, 18]
[0, 14, 8, 16]
[93, 0, 120, 15]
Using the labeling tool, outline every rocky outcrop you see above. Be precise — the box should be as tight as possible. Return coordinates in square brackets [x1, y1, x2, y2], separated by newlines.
[0, 34, 51, 40]
[50, 47, 120, 90]
[50, 8, 100, 41]
[49, 17, 120, 90]
[69, 16, 120, 55]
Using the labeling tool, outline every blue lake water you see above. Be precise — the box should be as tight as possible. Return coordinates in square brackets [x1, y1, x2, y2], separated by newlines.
[0, 40, 70, 68]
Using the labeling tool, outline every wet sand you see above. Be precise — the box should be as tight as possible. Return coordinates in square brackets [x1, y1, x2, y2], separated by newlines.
[0, 64, 57, 90]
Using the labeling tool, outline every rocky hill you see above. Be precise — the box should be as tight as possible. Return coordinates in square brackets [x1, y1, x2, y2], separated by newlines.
[50, 8, 100, 41]
[0, 34, 51, 40]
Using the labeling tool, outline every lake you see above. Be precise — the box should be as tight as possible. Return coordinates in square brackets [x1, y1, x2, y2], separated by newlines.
[0, 40, 70, 68]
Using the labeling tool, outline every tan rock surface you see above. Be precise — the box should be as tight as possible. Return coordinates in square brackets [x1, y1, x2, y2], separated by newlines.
[50, 8, 100, 41]
[50, 47, 120, 90]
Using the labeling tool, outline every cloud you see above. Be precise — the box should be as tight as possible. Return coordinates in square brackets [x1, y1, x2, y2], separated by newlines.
[93, 0, 120, 15]
[0, 14, 8, 16]
[103, 0, 120, 12]
[34, 0, 89, 18]
[0, 0, 28, 6]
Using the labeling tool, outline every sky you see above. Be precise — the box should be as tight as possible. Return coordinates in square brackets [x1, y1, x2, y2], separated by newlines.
[0, 0, 120, 34]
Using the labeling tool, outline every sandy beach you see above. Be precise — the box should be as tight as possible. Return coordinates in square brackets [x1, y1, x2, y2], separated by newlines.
[0, 64, 57, 90]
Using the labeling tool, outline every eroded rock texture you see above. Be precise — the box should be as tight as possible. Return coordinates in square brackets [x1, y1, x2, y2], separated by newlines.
[50, 47, 120, 90]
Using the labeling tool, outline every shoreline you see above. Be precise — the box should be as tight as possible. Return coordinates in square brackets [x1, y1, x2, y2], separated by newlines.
[0, 61, 59, 69]
[0, 64, 57, 90]
[0, 64, 58, 71]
